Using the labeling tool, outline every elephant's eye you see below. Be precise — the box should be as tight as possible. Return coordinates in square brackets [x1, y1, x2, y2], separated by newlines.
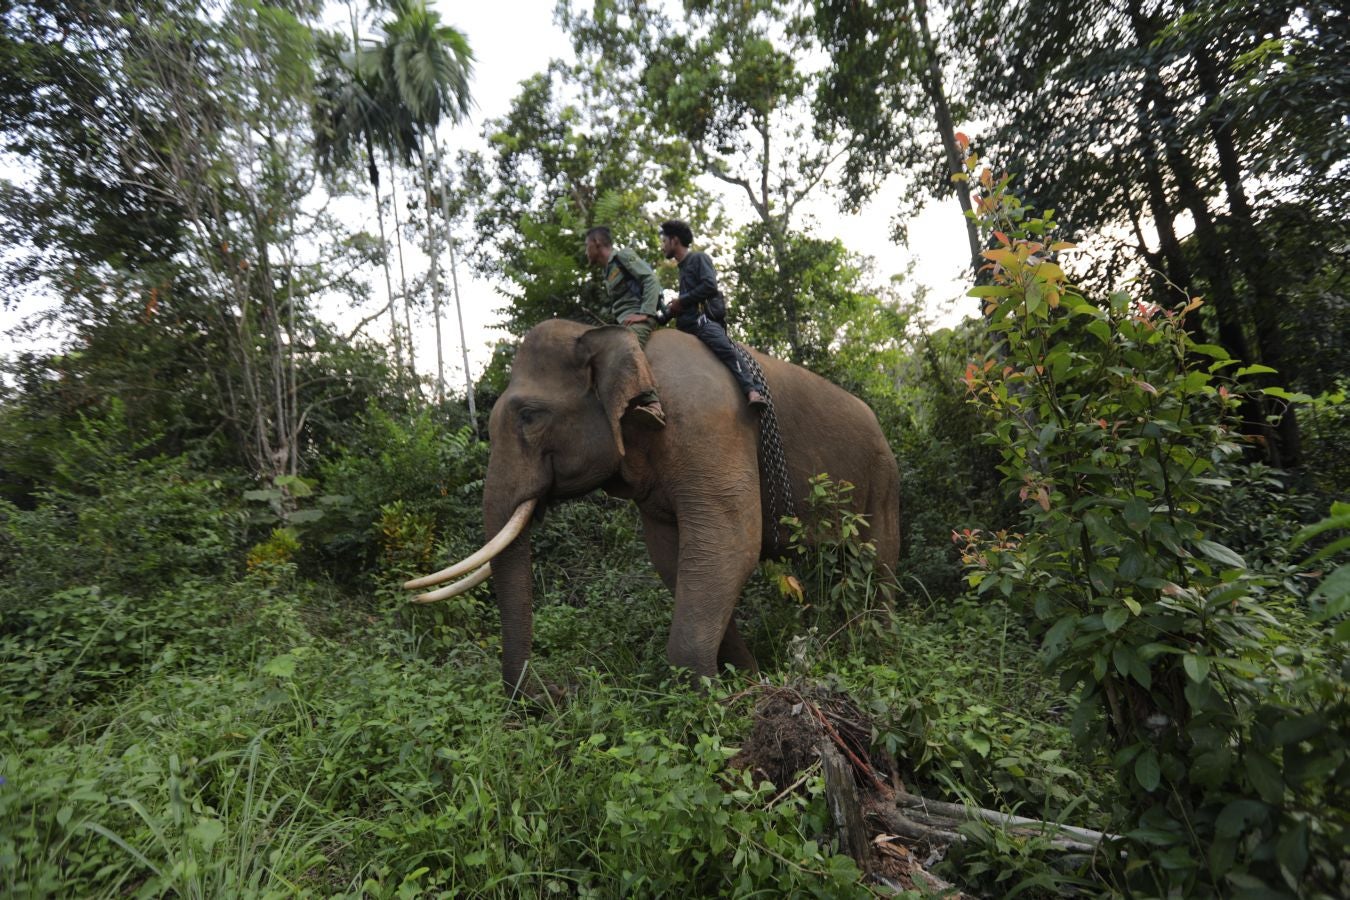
[518, 406, 546, 427]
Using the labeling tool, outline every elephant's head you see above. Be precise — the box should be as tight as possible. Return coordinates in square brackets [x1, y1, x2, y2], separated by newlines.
[403, 321, 659, 696]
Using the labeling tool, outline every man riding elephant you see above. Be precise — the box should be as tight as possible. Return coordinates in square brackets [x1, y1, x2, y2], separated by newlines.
[657, 219, 767, 411]
[584, 225, 666, 427]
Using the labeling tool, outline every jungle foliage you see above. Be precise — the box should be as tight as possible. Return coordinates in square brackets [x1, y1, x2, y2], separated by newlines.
[1, 0, 1346, 896]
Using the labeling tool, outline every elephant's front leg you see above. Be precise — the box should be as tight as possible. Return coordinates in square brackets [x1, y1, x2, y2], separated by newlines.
[666, 486, 762, 679]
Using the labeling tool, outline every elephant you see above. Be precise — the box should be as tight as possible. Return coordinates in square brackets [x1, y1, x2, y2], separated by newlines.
[404, 320, 900, 696]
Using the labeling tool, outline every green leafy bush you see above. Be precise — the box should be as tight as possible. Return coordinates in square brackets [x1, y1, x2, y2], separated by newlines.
[0, 431, 254, 714]
[957, 163, 1348, 896]
[306, 404, 487, 586]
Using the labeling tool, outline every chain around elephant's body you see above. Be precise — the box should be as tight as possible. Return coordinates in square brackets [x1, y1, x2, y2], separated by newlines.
[736, 344, 797, 557]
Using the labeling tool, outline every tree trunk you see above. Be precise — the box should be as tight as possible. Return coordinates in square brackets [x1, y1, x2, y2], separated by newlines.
[432, 133, 478, 435]
[914, 0, 982, 283]
[1192, 44, 1301, 464]
[820, 742, 874, 874]
[418, 136, 446, 404]
[1127, 0, 1284, 463]
[389, 157, 418, 388]
[346, 1, 403, 385]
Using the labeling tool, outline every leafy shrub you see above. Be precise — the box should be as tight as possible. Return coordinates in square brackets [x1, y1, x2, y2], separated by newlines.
[304, 403, 488, 586]
[0, 457, 242, 598]
[956, 160, 1348, 896]
[0, 435, 254, 713]
[748, 475, 890, 664]
[246, 526, 301, 571]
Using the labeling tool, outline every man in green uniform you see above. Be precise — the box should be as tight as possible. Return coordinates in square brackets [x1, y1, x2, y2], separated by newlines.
[584, 226, 665, 426]
[585, 226, 663, 345]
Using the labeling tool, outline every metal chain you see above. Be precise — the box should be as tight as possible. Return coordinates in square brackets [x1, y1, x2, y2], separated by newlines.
[737, 344, 796, 556]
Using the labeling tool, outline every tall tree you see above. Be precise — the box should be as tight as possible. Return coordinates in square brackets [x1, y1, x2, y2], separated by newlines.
[1, 0, 393, 487]
[952, 0, 1349, 464]
[362, 0, 474, 411]
[559, 0, 850, 363]
[814, 0, 983, 281]
[313, 29, 416, 383]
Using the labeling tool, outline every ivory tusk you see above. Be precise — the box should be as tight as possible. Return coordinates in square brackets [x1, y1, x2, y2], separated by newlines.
[402, 498, 536, 590]
[412, 563, 492, 603]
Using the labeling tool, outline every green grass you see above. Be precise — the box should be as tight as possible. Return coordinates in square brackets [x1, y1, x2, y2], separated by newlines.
[1, 491, 1106, 898]
[1, 567, 1102, 898]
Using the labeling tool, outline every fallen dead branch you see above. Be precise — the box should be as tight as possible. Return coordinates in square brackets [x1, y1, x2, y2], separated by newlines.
[728, 681, 1115, 893]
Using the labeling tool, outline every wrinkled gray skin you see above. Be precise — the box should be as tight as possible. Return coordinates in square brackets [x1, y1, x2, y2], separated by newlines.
[484, 320, 900, 696]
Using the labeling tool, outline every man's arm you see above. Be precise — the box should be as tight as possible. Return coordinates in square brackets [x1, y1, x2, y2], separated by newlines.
[615, 249, 661, 322]
[637, 265, 662, 318]
[677, 252, 719, 305]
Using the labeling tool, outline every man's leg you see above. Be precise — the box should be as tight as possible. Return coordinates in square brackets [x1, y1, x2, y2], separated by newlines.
[694, 318, 763, 401]
[626, 321, 654, 347]
[623, 321, 665, 427]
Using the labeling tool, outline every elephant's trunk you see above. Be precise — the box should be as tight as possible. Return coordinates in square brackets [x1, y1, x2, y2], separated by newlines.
[483, 491, 537, 697]
[402, 492, 538, 695]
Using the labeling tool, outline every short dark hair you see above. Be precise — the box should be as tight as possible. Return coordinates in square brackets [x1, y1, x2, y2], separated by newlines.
[584, 225, 613, 247]
[659, 219, 694, 248]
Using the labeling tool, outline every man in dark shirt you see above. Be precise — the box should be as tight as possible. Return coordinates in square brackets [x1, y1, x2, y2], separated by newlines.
[658, 219, 766, 410]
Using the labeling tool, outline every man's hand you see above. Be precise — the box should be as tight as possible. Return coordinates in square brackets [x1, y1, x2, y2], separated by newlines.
[666, 298, 684, 317]
[621, 314, 650, 325]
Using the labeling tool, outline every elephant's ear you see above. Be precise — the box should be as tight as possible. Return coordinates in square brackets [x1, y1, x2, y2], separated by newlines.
[575, 326, 659, 458]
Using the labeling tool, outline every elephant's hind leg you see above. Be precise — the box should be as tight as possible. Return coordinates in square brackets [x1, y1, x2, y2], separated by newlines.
[718, 618, 757, 673]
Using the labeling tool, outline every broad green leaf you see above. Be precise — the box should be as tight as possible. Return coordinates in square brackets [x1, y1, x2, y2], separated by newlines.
[1261, 386, 1312, 402]
[1234, 364, 1278, 377]
[189, 817, 225, 852]
[1183, 654, 1210, 683]
[1245, 753, 1284, 804]
[1215, 799, 1266, 838]
[968, 285, 1012, 298]
[1308, 562, 1350, 619]
[1195, 539, 1246, 569]
[1272, 713, 1325, 747]
[1291, 511, 1350, 549]
[1135, 749, 1160, 792]
[1277, 820, 1309, 878]
[1044, 615, 1076, 648]
[1123, 498, 1150, 533]
[274, 474, 314, 497]
[1299, 535, 1350, 565]
[963, 731, 991, 757]
[1190, 748, 1232, 789]
[1103, 605, 1129, 633]
[1087, 318, 1111, 345]
[262, 653, 297, 678]
[1190, 343, 1230, 360]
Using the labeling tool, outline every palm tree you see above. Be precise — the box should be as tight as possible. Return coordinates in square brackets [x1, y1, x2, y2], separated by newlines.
[364, 0, 475, 415]
[312, 31, 417, 382]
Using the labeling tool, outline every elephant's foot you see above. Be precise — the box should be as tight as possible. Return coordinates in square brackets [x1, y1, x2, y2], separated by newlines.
[718, 619, 758, 673]
[511, 679, 570, 715]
